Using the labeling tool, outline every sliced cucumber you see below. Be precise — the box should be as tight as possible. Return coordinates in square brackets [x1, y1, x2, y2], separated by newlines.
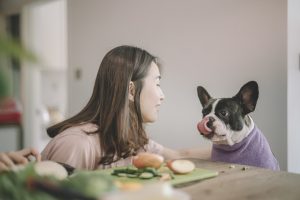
[139, 172, 154, 179]
[127, 174, 139, 178]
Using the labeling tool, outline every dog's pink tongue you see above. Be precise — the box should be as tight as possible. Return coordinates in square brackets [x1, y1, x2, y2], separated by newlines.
[197, 118, 212, 135]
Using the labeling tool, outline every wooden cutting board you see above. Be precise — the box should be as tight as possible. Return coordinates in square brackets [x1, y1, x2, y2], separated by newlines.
[98, 166, 218, 186]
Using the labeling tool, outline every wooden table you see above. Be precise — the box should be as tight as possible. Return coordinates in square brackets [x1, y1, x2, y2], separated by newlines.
[178, 159, 300, 200]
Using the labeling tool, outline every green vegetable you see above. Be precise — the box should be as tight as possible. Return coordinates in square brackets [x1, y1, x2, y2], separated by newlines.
[0, 164, 57, 200]
[111, 166, 162, 180]
[143, 167, 161, 176]
[0, 164, 116, 200]
[126, 174, 138, 178]
[139, 172, 154, 179]
[64, 171, 116, 198]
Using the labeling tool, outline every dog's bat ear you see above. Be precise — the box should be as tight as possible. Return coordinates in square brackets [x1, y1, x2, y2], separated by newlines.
[233, 81, 259, 115]
[197, 86, 211, 107]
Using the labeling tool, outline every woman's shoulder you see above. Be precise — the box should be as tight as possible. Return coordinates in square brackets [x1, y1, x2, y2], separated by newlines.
[48, 123, 99, 149]
[41, 123, 101, 170]
[60, 123, 98, 136]
[50, 123, 96, 142]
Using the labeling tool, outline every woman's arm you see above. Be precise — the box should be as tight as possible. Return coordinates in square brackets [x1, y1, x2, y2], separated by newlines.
[162, 145, 212, 160]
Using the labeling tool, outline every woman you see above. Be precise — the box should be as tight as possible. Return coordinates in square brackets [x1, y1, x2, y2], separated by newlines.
[42, 45, 210, 170]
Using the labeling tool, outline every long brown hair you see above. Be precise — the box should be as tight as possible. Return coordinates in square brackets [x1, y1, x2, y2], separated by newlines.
[47, 45, 159, 165]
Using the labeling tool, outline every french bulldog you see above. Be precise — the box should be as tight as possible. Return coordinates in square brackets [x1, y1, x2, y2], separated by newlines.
[197, 81, 279, 170]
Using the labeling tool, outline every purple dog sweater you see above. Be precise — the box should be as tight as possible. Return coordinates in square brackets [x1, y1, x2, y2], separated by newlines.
[211, 126, 280, 170]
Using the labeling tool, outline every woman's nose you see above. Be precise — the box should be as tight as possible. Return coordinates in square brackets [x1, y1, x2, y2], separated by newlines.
[160, 89, 165, 101]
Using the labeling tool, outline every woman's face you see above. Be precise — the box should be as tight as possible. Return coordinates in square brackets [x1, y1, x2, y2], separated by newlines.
[140, 62, 165, 123]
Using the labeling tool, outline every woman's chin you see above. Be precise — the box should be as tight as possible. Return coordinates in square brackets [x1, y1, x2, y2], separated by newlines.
[142, 116, 158, 123]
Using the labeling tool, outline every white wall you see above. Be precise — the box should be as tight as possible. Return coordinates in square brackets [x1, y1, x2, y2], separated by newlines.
[21, 0, 67, 152]
[288, 0, 300, 173]
[67, 0, 287, 170]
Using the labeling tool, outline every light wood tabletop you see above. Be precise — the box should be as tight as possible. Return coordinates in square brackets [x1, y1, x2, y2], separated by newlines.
[178, 158, 300, 200]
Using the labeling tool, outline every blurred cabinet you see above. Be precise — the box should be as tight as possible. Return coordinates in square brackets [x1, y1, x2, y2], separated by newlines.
[0, 125, 21, 152]
[0, 97, 22, 151]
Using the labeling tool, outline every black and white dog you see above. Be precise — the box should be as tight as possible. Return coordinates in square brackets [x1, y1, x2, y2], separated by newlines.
[197, 81, 279, 170]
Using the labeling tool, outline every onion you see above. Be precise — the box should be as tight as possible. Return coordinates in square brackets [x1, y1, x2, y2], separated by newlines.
[132, 153, 164, 169]
[167, 159, 195, 174]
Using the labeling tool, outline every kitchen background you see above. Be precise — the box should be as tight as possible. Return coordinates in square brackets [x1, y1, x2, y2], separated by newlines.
[0, 0, 299, 173]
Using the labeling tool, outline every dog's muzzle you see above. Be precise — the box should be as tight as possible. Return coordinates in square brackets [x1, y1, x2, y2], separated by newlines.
[197, 116, 214, 136]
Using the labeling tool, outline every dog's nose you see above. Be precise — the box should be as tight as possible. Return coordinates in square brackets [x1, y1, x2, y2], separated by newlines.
[207, 117, 215, 129]
[197, 117, 212, 135]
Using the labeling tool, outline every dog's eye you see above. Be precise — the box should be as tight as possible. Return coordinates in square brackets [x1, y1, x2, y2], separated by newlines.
[220, 110, 229, 117]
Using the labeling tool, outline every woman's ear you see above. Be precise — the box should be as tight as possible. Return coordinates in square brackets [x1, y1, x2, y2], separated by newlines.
[128, 81, 135, 102]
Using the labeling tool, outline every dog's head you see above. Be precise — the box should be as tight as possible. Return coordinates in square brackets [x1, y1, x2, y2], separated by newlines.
[197, 81, 259, 146]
